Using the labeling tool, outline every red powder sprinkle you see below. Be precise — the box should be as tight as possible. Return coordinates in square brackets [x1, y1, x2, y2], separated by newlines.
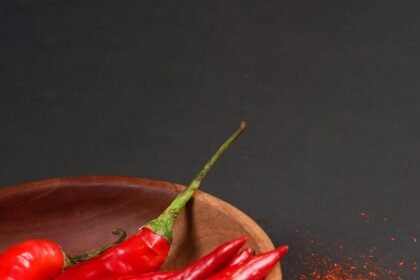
[335, 243, 344, 250]
[360, 212, 368, 218]
[297, 253, 402, 279]
[297, 223, 416, 279]
[360, 212, 371, 223]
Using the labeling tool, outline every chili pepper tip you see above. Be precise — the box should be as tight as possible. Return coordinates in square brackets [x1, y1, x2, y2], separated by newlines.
[277, 245, 289, 257]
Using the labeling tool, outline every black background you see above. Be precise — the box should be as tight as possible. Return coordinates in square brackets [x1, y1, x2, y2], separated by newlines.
[1, 1, 419, 278]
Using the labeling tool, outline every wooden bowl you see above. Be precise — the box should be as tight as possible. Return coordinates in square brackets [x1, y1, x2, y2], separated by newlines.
[0, 176, 281, 279]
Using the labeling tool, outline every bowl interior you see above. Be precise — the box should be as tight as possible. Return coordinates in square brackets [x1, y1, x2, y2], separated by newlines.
[0, 176, 281, 279]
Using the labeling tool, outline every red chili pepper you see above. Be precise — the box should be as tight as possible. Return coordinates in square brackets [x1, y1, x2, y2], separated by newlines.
[114, 271, 177, 280]
[226, 248, 253, 267]
[108, 236, 248, 280]
[168, 236, 247, 280]
[207, 245, 289, 280]
[0, 230, 126, 280]
[56, 122, 246, 280]
[0, 239, 64, 280]
[125, 247, 253, 280]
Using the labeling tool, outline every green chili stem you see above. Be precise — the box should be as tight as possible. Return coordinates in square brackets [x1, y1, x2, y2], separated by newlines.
[146, 122, 246, 242]
[64, 229, 127, 268]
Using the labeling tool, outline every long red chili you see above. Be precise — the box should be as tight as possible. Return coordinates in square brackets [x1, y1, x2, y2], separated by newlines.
[55, 122, 246, 280]
[207, 245, 289, 280]
[0, 230, 126, 280]
[108, 236, 248, 280]
[226, 248, 253, 267]
[170, 236, 247, 280]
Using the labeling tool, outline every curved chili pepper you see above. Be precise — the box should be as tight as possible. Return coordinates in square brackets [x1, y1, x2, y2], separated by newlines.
[226, 247, 253, 267]
[168, 236, 247, 280]
[108, 236, 248, 280]
[0, 229, 126, 280]
[56, 122, 246, 280]
[115, 247, 253, 280]
[207, 245, 289, 280]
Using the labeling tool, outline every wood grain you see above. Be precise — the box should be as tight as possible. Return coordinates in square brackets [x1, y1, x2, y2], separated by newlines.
[0, 176, 282, 279]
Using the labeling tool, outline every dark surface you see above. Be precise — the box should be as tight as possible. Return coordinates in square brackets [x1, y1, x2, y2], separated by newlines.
[1, 0, 419, 278]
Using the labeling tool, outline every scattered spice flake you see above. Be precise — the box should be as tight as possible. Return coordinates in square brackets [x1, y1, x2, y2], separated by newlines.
[301, 259, 381, 279]
[296, 238, 408, 279]
[409, 261, 416, 271]
[335, 242, 344, 250]
[411, 236, 417, 244]
[360, 212, 370, 222]
[362, 263, 368, 269]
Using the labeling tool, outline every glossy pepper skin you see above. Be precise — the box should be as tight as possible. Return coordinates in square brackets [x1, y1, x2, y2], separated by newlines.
[0, 230, 126, 280]
[56, 228, 170, 279]
[207, 246, 289, 280]
[114, 271, 176, 280]
[226, 248, 253, 267]
[0, 239, 64, 280]
[170, 236, 248, 280]
[56, 122, 246, 280]
[109, 236, 248, 280]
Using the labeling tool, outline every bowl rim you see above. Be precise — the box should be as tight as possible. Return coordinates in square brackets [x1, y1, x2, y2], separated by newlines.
[0, 176, 282, 279]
